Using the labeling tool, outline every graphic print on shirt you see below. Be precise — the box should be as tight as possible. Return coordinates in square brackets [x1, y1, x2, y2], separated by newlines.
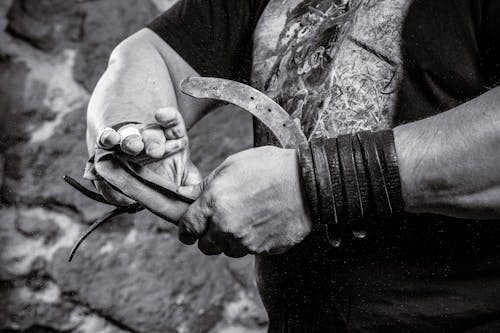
[252, 0, 411, 145]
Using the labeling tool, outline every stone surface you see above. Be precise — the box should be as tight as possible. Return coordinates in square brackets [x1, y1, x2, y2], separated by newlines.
[73, 0, 159, 91]
[0, 1, 262, 332]
[6, 0, 84, 51]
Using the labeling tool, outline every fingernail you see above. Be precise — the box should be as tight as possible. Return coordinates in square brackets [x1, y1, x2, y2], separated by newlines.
[99, 129, 117, 146]
[100, 132, 112, 145]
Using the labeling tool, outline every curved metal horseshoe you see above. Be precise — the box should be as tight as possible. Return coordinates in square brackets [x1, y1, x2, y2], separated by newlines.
[67, 77, 307, 262]
[180, 77, 307, 149]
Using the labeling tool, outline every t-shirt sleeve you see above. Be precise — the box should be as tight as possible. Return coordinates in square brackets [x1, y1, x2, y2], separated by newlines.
[147, 0, 270, 82]
[479, 0, 500, 86]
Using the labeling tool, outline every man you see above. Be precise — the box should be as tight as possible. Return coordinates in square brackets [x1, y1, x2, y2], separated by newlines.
[86, 0, 500, 331]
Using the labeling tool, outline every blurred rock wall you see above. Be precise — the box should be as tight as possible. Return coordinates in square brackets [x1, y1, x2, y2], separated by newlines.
[0, 1, 265, 332]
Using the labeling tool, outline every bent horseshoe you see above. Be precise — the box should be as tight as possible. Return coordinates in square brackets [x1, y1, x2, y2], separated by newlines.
[66, 77, 307, 261]
[180, 77, 307, 149]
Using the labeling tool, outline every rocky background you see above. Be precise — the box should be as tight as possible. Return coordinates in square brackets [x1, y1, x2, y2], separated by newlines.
[0, 1, 267, 332]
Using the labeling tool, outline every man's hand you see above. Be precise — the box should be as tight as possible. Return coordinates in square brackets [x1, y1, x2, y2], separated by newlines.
[177, 146, 312, 257]
[92, 107, 201, 222]
[84, 29, 214, 217]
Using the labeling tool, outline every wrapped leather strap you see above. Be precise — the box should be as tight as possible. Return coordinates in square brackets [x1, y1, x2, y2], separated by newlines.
[310, 139, 338, 236]
[337, 135, 363, 224]
[324, 138, 344, 247]
[297, 129, 404, 246]
[351, 134, 371, 238]
[358, 131, 392, 217]
[375, 130, 404, 214]
[298, 142, 320, 225]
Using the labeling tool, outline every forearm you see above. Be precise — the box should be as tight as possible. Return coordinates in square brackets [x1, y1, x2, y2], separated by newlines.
[394, 86, 500, 219]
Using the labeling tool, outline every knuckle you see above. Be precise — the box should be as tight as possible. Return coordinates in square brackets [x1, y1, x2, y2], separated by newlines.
[197, 242, 212, 255]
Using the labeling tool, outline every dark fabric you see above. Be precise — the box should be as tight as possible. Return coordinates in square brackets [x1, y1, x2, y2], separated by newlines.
[258, 1, 500, 331]
[146, 1, 500, 332]
[147, 0, 269, 82]
[394, 0, 496, 123]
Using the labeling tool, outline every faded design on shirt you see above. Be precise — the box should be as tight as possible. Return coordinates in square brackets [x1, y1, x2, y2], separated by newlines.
[252, 0, 411, 145]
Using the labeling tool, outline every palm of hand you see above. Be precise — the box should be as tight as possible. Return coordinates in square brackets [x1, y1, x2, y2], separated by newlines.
[140, 147, 200, 187]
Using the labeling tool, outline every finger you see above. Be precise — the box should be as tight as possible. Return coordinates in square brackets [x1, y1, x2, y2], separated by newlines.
[97, 128, 120, 149]
[178, 193, 214, 245]
[141, 125, 166, 159]
[155, 107, 187, 139]
[94, 180, 135, 206]
[118, 125, 144, 155]
[197, 225, 226, 256]
[223, 243, 248, 258]
[164, 137, 187, 156]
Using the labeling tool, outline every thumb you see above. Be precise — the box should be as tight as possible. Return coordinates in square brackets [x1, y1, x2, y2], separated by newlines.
[177, 165, 219, 200]
[177, 182, 203, 201]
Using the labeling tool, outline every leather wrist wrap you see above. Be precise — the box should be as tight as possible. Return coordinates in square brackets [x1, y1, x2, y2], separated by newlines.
[298, 129, 404, 246]
[298, 142, 320, 225]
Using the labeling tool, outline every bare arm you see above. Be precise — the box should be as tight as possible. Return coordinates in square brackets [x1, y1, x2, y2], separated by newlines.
[176, 86, 500, 256]
[86, 28, 215, 156]
[395, 86, 500, 219]
[85, 28, 214, 209]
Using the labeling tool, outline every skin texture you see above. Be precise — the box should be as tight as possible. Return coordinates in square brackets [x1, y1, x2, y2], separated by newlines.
[178, 86, 500, 254]
[89, 28, 500, 257]
[87, 29, 212, 220]
[394, 85, 500, 219]
[177, 147, 311, 257]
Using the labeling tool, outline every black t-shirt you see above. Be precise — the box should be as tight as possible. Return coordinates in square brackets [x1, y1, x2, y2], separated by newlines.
[148, 1, 500, 332]
[148, 0, 269, 82]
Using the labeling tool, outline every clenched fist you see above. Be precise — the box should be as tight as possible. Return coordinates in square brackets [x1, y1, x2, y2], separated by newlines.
[178, 146, 312, 257]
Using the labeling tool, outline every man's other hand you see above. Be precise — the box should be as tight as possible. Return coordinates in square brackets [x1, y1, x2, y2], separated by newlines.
[177, 147, 312, 258]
